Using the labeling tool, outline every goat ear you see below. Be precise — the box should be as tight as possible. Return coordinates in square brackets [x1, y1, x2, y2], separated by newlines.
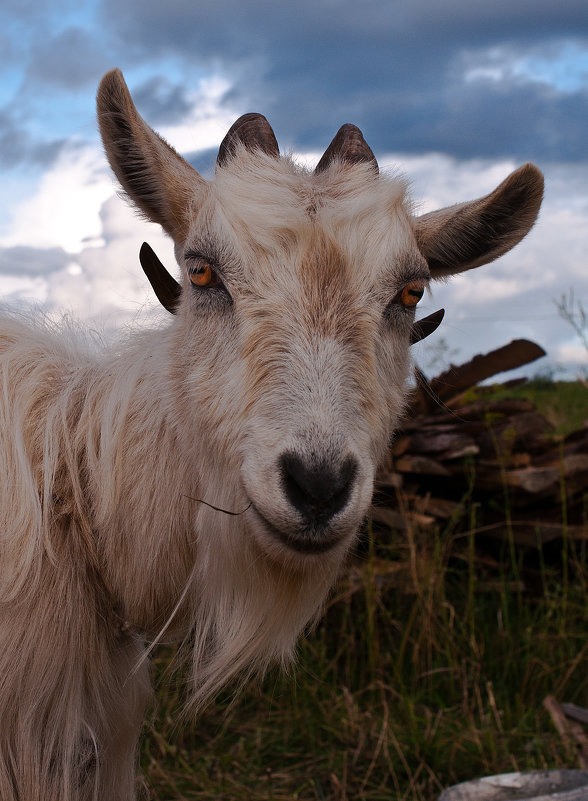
[97, 69, 204, 240]
[414, 163, 544, 278]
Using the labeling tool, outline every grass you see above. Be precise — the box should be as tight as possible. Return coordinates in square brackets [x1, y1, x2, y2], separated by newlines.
[141, 532, 588, 800]
[476, 378, 588, 436]
[139, 382, 588, 801]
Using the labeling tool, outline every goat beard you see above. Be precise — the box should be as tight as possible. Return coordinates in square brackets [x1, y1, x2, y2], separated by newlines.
[172, 512, 343, 712]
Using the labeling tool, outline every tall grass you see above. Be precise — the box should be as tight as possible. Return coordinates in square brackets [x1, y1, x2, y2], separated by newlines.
[140, 512, 588, 799]
[140, 383, 588, 799]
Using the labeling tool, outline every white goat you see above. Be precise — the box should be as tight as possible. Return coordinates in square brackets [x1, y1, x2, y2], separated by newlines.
[0, 69, 543, 801]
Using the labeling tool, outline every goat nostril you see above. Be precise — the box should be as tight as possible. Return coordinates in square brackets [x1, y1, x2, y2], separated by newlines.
[279, 452, 358, 524]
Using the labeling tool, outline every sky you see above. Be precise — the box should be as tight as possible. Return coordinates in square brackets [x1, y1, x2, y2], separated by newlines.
[0, 0, 587, 381]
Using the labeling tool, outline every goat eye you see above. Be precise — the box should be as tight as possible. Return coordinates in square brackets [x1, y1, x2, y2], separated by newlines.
[399, 281, 425, 308]
[189, 263, 220, 288]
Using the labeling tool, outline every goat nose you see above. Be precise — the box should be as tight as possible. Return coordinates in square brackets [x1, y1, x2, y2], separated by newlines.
[279, 452, 358, 525]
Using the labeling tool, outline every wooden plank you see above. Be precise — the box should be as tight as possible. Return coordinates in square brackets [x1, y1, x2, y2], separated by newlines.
[408, 495, 461, 519]
[467, 521, 588, 547]
[544, 696, 588, 769]
[370, 506, 435, 530]
[429, 339, 546, 402]
[505, 465, 561, 494]
[406, 429, 477, 456]
[562, 703, 588, 727]
[395, 454, 451, 476]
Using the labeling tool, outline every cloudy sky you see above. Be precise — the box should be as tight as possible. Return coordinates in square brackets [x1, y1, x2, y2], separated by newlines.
[0, 0, 587, 379]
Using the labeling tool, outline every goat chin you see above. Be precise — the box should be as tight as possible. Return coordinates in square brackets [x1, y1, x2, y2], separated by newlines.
[0, 68, 543, 800]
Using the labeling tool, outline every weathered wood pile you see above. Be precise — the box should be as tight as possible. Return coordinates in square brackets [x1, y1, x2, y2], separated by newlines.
[373, 339, 588, 548]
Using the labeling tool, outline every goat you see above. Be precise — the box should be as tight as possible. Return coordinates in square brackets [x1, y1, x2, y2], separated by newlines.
[0, 68, 544, 801]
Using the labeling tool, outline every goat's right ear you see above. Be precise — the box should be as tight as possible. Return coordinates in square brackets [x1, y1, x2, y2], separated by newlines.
[97, 69, 204, 240]
[414, 163, 544, 279]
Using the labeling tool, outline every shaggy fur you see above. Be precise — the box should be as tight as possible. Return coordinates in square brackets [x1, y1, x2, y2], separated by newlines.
[0, 69, 543, 800]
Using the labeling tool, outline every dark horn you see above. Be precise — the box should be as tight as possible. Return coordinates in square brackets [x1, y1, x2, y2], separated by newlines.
[217, 113, 279, 166]
[410, 309, 445, 345]
[315, 123, 378, 174]
[139, 242, 181, 314]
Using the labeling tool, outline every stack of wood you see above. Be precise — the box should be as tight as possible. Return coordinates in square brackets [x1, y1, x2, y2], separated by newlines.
[544, 697, 588, 769]
[373, 339, 588, 547]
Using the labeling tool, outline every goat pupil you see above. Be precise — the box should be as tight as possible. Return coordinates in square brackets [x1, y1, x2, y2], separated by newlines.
[401, 283, 424, 307]
[190, 264, 214, 287]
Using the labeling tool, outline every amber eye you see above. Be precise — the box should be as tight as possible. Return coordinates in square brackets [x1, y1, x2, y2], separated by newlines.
[399, 281, 425, 308]
[189, 263, 218, 288]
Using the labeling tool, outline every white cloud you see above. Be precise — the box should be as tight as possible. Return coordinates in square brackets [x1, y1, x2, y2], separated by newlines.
[0, 143, 114, 252]
[381, 152, 522, 213]
[459, 41, 588, 93]
[556, 341, 588, 366]
[0, 141, 174, 324]
[56, 195, 174, 326]
[158, 75, 239, 154]
[0, 274, 47, 306]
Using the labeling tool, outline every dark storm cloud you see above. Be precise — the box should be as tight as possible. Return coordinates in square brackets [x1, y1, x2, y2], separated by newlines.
[99, 0, 588, 60]
[132, 77, 194, 125]
[98, 0, 588, 162]
[0, 246, 71, 276]
[0, 109, 68, 168]
[26, 27, 107, 90]
[186, 148, 218, 178]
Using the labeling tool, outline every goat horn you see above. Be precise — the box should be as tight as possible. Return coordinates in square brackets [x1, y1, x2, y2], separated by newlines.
[217, 113, 279, 166]
[139, 242, 181, 314]
[315, 123, 378, 174]
[410, 308, 445, 345]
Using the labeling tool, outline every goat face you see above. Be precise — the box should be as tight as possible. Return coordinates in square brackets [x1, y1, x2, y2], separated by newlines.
[213, 192, 416, 559]
[98, 69, 543, 564]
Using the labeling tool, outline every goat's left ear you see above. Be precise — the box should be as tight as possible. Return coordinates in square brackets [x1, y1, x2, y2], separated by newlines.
[97, 69, 204, 241]
[414, 163, 544, 278]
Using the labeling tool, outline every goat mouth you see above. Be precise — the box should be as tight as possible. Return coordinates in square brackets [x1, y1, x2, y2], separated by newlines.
[248, 502, 346, 555]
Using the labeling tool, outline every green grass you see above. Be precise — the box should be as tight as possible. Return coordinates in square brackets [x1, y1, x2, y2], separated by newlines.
[477, 379, 588, 436]
[140, 534, 588, 800]
[139, 382, 588, 801]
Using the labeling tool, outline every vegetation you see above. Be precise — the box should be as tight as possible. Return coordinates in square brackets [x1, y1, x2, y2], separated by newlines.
[140, 381, 588, 801]
[469, 378, 588, 437]
[555, 290, 588, 373]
